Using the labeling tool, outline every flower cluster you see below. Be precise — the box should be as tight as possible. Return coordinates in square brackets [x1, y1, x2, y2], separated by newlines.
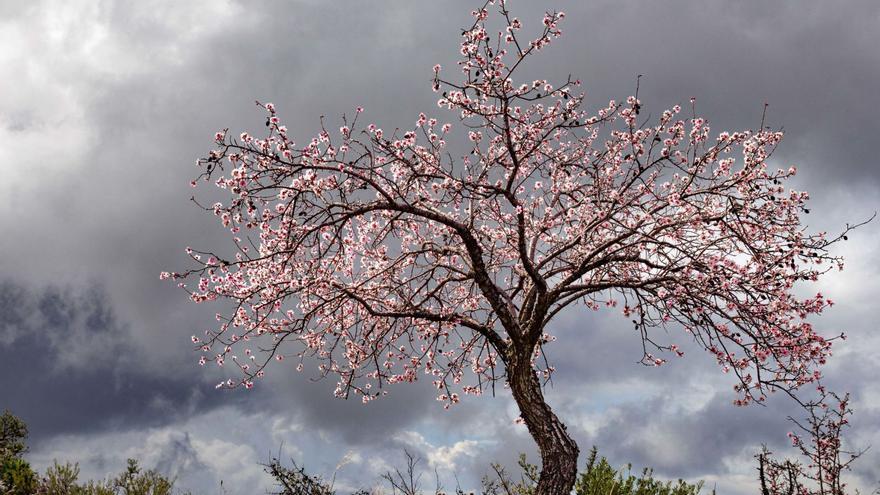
[169, 0, 854, 409]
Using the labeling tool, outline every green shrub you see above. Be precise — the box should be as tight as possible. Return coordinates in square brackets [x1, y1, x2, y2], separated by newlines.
[264, 457, 336, 495]
[1, 456, 39, 495]
[38, 461, 84, 495]
[481, 453, 539, 495]
[481, 447, 705, 495]
[111, 459, 175, 495]
[31, 458, 187, 495]
[574, 447, 705, 495]
[0, 411, 28, 459]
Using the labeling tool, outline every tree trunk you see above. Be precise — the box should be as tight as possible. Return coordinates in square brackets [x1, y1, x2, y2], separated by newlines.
[507, 351, 579, 495]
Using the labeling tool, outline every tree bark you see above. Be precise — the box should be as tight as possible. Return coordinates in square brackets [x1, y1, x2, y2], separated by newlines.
[507, 351, 579, 495]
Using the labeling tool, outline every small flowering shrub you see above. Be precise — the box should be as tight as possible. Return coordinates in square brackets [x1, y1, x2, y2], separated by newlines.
[757, 392, 867, 495]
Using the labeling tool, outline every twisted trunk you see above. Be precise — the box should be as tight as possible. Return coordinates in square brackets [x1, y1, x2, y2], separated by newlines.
[507, 351, 579, 495]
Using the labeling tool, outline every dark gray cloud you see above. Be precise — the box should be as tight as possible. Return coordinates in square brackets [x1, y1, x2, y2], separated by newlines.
[0, 280, 230, 443]
[1, 0, 878, 493]
[256, 365, 440, 446]
[590, 393, 790, 477]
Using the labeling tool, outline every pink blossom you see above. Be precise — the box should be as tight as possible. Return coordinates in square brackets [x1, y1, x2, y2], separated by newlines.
[169, 0, 857, 456]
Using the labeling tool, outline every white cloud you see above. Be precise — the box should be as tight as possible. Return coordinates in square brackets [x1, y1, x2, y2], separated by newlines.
[388, 431, 483, 479]
[190, 437, 266, 492]
[427, 440, 480, 472]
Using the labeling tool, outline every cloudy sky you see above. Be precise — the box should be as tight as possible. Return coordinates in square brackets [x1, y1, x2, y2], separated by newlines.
[2, 1, 879, 493]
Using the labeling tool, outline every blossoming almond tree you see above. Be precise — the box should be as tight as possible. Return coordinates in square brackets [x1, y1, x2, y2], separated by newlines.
[166, 2, 865, 493]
